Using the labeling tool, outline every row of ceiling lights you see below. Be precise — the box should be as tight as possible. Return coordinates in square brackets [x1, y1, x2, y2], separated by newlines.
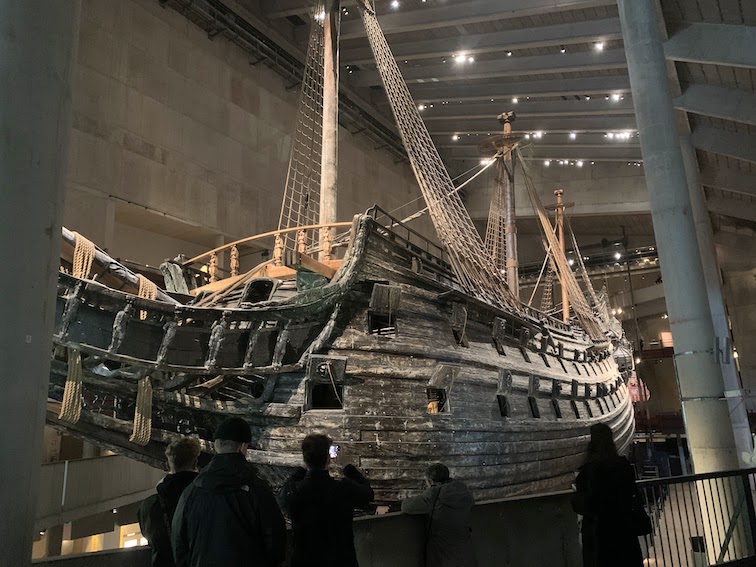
[416, 93, 625, 110]
[450, 131, 637, 141]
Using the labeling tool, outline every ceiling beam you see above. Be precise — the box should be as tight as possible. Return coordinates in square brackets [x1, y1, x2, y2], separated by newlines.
[707, 196, 756, 223]
[691, 127, 756, 165]
[340, 1, 617, 39]
[342, 17, 622, 65]
[439, 146, 643, 161]
[350, 49, 626, 87]
[418, 97, 635, 119]
[674, 84, 756, 126]
[403, 75, 631, 103]
[664, 23, 756, 69]
[435, 133, 639, 146]
[700, 166, 756, 198]
[427, 115, 636, 135]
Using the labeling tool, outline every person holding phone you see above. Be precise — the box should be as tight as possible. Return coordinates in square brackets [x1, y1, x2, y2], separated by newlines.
[279, 434, 373, 567]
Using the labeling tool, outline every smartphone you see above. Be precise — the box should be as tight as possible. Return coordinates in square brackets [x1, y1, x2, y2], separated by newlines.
[329, 444, 340, 459]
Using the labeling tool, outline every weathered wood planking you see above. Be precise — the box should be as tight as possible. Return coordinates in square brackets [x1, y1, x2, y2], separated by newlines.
[47, 213, 635, 503]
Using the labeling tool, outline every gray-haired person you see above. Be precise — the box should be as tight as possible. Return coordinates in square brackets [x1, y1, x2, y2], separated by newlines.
[402, 463, 477, 567]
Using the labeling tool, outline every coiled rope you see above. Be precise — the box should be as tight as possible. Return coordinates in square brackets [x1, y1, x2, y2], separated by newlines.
[58, 348, 83, 423]
[72, 232, 95, 280]
[129, 375, 153, 446]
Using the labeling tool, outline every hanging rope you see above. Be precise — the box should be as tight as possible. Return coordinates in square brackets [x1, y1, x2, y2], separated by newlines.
[71, 232, 95, 280]
[58, 348, 83, 424]
[137, 275, 157, 321]
[129, 375, 153, 446]
[528, 245, 552, 307]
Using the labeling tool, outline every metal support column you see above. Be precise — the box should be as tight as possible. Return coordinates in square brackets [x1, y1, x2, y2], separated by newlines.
[618, 0, 739, 472]
[319, 0, 340, 260]
[0, 1, 80, 564]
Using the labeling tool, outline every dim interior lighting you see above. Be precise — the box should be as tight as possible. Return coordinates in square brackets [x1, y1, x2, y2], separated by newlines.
[577, 160, 584, 167]
[512, 97, 518, 103]
[595, 42, 605, 51]
[611, 93, 621, 101]
[569, 132, 577, 140]
[614, 252, 621, 260]
[544, 160, 551, 166]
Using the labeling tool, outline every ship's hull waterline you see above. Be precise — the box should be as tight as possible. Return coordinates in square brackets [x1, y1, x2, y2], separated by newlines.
[48, 212, 634, 503]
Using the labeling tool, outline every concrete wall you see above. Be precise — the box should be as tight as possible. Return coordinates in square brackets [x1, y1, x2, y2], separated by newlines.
[34, 491, 581, 567]
[66, 0, 425, 266]
[465, 160, 650, 220]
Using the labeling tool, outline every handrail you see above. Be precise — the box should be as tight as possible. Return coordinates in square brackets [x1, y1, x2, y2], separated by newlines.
[636, 466, 756, 488]
[181, 222, 353, 267]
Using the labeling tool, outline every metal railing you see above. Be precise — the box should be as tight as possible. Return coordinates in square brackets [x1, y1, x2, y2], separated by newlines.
[637, 467, 756, 566]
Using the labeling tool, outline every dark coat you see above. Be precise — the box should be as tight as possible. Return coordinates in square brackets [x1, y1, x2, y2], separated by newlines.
[279, 465, 374, 567]
[138, 471, 198, 567]
[572, 455, 643, 567]
[401, 479, 477, 567]
[171, 453, 286, 567]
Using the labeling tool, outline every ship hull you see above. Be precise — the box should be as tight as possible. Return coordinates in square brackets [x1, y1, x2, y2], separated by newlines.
[48, 213, 634, 503]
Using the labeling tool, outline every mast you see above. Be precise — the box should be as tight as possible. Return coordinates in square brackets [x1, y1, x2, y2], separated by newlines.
[319, 0, 340, 260]
[500, 115, 519, 299]
[554, 188, 569, 323]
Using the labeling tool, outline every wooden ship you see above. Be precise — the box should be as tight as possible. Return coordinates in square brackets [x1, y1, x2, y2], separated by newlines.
[47, 0, 635, 503]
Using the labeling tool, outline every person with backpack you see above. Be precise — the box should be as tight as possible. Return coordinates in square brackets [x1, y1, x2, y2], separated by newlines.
[138, 437, 201, 567]
[401, 462, 477, 567]
[171, 417, 286, 567]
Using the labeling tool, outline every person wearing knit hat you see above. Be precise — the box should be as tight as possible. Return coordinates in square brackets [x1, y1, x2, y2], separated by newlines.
[172, 418, 286, 567]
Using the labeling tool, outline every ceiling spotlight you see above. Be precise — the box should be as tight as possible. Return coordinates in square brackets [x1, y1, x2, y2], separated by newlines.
[391, 0, 400, 8]
[569, 132, 577, 140]
[506, 51, 513, 57]
[617, 307, 623, 314]
[315, 10, 325, 21]
[568, 258, 575, 266]
[635, 357, 641, 364]
[524, 134, 530, 139]
[512, 97, 519, 104]
[576, 160, 584, 167]
[614, 252, 621, 260]
[544, 160, 551, 166]
[452, 134, 460, 141]
[595, 42, 605, 51]
[468, 56, 475, 63]
[454, 53, 466, 63]
[481, 158, 493, 166]
[418, 104, 426, 110]
[607, 132, 614, 139]
[611, 93, 621, 101]
[560, 45, 566, 53]
[534, 131, 543, 138]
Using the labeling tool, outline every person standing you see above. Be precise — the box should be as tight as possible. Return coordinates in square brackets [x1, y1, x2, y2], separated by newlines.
[401, 462, 477, 567]
[138, 437, 201, 567]
[172, 417, 286, 567]
[279, 434, 373, 567]
[571, 423, 643, 567]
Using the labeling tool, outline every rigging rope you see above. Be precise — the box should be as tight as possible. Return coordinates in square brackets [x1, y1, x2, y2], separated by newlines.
[58, 348, 83, 424]
[357, 1, 519, 311]
[484, 158, 508, 272]
[277, 1, 326, 252]
[72, 232, 95, 280]
[517, 148, 605, 341]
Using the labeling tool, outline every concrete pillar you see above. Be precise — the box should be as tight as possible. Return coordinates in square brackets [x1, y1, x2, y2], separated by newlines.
[0, 1, 80, 565]
[617, 0, 740, 472]
[681, 134, 753, 459]
[319, 0, 340, 259]
[45, 525, 64, 558]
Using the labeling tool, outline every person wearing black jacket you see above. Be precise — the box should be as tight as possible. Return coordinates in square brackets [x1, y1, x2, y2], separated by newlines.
[172, 417, 286, 567]
[279, 434, 374, 567]
[571, 423, 643, 567]
[138, 437, 201, 567]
